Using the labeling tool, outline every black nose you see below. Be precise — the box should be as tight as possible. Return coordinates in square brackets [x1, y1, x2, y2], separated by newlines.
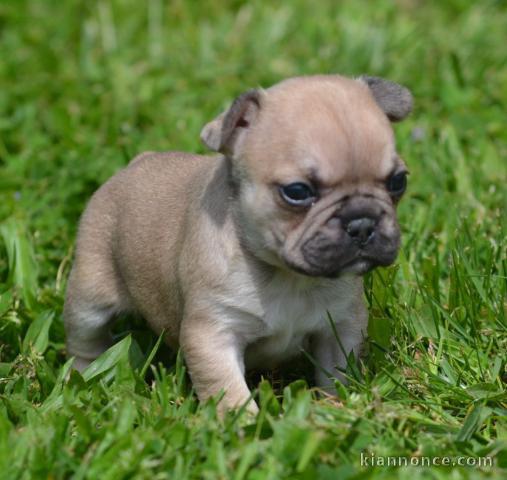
[345, 217, 376, 245]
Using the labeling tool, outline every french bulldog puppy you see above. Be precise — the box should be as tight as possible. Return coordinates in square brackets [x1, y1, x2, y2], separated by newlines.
[64, 74, 412, 415]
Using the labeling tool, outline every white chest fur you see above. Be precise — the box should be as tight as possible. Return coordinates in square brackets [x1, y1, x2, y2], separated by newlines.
[214, 268, 361, 369]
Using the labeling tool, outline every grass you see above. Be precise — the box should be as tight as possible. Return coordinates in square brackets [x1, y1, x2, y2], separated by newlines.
[0, 0, 506, 478]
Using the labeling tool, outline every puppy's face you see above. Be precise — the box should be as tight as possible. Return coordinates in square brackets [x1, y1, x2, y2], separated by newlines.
[201, 75, 412, 278]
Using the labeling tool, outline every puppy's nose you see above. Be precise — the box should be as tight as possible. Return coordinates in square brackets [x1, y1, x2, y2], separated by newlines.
[345, 217, 376, 246]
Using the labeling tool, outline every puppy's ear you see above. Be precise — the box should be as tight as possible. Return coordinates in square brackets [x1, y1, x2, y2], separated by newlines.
[200, 89, 263, 154]
[358, 75, 413, 122]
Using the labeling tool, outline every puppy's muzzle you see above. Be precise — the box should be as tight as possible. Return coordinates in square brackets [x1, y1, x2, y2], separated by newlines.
[297, 199, 400, 278]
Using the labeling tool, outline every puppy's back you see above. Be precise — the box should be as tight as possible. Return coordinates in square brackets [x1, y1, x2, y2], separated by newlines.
[68, 151, 217, 342]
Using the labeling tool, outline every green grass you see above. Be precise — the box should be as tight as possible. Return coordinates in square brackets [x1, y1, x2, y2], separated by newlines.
[1, 0, 506, 478]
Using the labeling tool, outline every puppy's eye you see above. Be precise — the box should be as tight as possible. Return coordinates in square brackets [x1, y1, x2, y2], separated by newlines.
[387, 171, 407, 196]
[279, 182, 316, 206]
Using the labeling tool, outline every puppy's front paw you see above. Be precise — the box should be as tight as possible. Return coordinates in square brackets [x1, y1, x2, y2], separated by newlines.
[216, 395, 259, 420]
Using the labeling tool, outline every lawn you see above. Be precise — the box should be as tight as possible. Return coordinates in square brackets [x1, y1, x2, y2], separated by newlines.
[0, 0, 506, 478]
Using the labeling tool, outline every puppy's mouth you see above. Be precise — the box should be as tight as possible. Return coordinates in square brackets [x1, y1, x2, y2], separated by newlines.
[337, 255, 377, 275]
[281, 226, 400, 278]
[284, 251, 391, 279]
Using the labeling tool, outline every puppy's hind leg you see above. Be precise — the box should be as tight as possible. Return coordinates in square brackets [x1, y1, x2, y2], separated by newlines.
[64, 257, 130, 372]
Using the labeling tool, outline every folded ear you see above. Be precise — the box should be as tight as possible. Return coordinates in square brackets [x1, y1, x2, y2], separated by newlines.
[358, 75, 413, 122]
[200, 89, 263, 154]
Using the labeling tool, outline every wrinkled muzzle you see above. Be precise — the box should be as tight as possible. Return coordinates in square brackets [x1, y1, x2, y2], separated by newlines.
[285, 196, 401, 278]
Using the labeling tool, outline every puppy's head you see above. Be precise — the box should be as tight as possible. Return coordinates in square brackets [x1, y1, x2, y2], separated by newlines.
[201, 75, 412, 278]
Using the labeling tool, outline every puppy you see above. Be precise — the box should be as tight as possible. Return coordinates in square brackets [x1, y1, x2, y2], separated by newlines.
[64, 74, 412, 415]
